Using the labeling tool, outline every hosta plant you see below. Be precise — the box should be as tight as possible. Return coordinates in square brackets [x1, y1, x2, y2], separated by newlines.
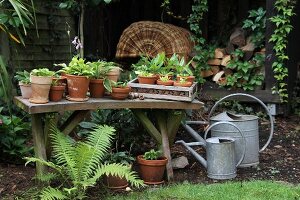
[25, 125, 143, 200]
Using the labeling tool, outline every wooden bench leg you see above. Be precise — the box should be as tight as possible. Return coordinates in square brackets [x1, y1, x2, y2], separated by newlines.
[32, 114, 47, 178]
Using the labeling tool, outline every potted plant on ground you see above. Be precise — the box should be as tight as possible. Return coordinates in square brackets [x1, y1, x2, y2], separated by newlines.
[137, 149, 168, 185]
[174, 77, 193, 87]
[156, 75, 174, 86]
[14, 70, 32, 99]
[103, 151, 135, 190]
[49, 76, 66, 102]
[110, 81, 131, 100]
[57, 56, 93, 101]
[88, 61, 113, 98]
[29, 68, 55, 104]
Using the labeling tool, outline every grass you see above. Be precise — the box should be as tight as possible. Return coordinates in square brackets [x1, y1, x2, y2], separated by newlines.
[105, 180, 300, 200]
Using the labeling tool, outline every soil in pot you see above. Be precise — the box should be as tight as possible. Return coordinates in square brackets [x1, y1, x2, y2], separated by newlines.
[173, 81, 192, 87]
[157, 80, 174, 86]
[138, 75, 157, 84]
[103, 175, 128, 190]
[49, 85, 65, 102]
[137, 155, 168, 185]
[65, 74, 90, 101]
[107, 67, 120, 82]
[29, 75, 52, 104]
[111, 86, 131, 100]
[19, 83, 32, 99]
[89, 79, 105, 98]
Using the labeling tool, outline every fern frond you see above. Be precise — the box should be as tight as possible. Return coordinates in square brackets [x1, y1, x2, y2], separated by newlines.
[50, 126, 78, 181]
[39, 187, 67, 200]
[35, 172, 58, 183]
[88, 163, 145, 188]
[79, 125, 116, 179]
[25, 157, 62, 173]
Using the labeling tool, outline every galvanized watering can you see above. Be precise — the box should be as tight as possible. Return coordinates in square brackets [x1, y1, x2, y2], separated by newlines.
[176, 121, 246, 180]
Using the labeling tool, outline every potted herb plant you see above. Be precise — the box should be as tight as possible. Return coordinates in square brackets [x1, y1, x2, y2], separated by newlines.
[174, 77, 192, 87]
[14, 70, 32, 99]
[29, 68, 55, 104]
[49, 77, 66, 102]
[57, 56, 93, 101]
[156, 75, 174, 86]
[88, 61, 112, 98]
[103, 151, 135, 190]
[111, 81, 131, 100]
[137, 149, 168, 185]
[167, 54, 195, 83]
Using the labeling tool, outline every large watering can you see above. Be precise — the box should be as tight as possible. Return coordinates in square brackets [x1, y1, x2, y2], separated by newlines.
[208, 93, 274, 167]
[176, 121, 245, 180]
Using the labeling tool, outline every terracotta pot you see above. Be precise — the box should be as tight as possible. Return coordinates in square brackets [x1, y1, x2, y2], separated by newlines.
[157, 80, 174, 86]
[111, 86, 131, 100]
[107, 67, 121, 82]
[173, 81, 192, 87]
[137, 155, 168, 185]
[65, 74, 90, 101]
[29, 75, 52, 104]
[103, 175, 128, 190]
[138, 75, 157, 84]
[176, 75, 195, 83]
[89, 79, 105, 98]
[49, 85, 65, 102]
[19, 82, 32, 99]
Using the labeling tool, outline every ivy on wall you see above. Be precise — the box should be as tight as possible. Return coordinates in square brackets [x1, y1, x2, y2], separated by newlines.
[269, 0, 296, 102]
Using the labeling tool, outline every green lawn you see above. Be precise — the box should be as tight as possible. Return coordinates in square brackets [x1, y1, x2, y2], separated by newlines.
[105, 181, 300, 200]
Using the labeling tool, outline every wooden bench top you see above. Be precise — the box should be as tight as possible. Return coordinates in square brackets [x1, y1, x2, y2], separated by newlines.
[14, 96, 204, 114]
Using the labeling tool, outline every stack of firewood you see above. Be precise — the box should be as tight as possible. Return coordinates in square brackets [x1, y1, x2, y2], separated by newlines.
[200, 28, 265, 85]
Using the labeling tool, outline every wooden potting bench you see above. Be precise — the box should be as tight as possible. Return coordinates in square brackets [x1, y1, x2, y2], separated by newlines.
[14, 96, 203, 181]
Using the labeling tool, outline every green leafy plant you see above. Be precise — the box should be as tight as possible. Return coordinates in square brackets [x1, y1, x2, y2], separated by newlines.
[167, 54, 194, 77]
[111, 81, 128, 88]
[242, 7, 266, 48]
[104, 151, 135, 166]
[159, 75, 171, 82]
[143, 149, 162, 160]
[14, 70, 30, 84]
[25, 124, 143, 199]
[269, 0, 296, 102]
[31, 68, 55, 77]
[57, 56, 93, 77]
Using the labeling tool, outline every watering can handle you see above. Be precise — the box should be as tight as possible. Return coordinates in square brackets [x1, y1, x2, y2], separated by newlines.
[204, 121, 246, 167]
[208, 93, 274, 153]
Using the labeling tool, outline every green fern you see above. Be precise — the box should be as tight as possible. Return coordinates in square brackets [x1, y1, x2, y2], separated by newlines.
[25, 124, 144, 199]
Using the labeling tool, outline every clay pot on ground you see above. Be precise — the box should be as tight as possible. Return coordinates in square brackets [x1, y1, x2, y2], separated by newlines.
[107, 67, 121, 82]
[89, 79, 105, 98]
[157, 80, 174, 86]
[136, 155, 168, 185]
[176, 75, 195, 83]
[103, 175, 128, 190]
[111, 86, 131, 100]
[65, 74, 90, 101]
[173, 81, 192, 87]
[138, 75, 157, 84]
[19, 82, 32, 99]
[29, 75, 52, 104]
[49, 85, 65, 102]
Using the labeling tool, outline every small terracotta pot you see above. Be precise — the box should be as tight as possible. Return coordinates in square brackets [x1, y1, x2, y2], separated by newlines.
[89, 79, 105, 98]
[29, 75, 52, 104]
[65, 74, 90, 101]
[173, 81, 192, 87]
[137, 155, 168, 185]
[157, 80, 174, 86]
[111, 86, 131, 100]
[103, 175, 128, 190]
[19, 82, 32, 99]
[107, 67, 121, 82]
[176, 75, 195, 83]
[138, 75, 157, 84]
[49, 85, 65, 102]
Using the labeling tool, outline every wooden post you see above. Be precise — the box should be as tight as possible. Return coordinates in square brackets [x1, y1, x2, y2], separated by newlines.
[32, 114, 47, 178]
[167, 110, 184, 145]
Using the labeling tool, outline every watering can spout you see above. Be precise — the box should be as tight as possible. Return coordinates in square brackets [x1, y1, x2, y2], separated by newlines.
[175, 140, 207, 169]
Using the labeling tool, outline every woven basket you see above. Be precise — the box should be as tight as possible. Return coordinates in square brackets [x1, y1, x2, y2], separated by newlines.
[115, 21, 194, 58]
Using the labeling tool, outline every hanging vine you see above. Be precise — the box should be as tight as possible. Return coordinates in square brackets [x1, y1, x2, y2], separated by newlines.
[269, 0, 297, 102]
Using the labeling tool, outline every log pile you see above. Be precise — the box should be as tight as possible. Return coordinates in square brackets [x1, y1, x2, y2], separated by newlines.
[201, 28, 265, 85]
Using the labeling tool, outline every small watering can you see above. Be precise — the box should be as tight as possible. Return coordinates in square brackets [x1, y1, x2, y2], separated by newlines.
[208, 93, 274, 167]
[176, 121, 246, 180]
